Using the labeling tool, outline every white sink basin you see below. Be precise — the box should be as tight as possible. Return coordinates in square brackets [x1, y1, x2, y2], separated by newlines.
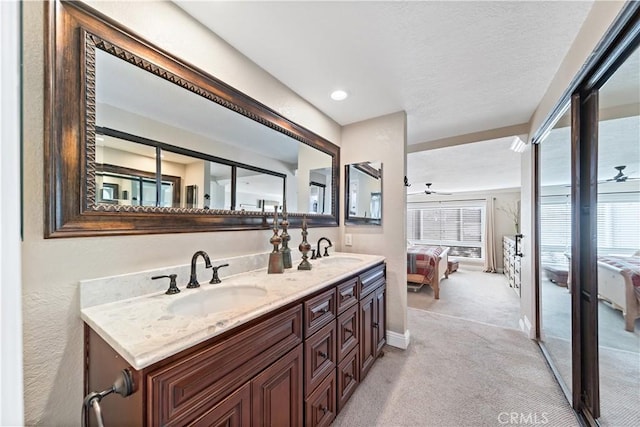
[317, 256, 363, 266]
[169, 285, 268, 317]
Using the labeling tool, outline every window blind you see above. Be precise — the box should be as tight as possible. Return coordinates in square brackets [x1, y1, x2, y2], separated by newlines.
[596, 193, 640, 253]
[540, 192, 640, 264]
[539, 196, 572, 266]
[407, 201, 485, 258]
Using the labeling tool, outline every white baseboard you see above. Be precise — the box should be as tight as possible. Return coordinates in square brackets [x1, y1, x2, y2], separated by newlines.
[520, 315, 535, 339]
[386, 329, 410, 349]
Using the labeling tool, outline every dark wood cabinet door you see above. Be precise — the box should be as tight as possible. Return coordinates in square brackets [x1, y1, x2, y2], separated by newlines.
[359, 290, 376, 380]
[189, 382, 251, 427]
[251, 345, 303, 427]
[304, 321, 336, 397]
[336, 304, 358, 363]
[304, 370, 336, 427]
[375, 284, 386, 355]
[337, 347, 359, 412]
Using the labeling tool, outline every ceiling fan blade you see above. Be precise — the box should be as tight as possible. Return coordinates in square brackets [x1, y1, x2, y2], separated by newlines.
[421, 183, 453, 195]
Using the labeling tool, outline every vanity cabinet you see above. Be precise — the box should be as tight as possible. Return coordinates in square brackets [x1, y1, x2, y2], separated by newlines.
[85, 262, 386, 427]
[86, 305, 303, 427]
[358, 264, 386, 380]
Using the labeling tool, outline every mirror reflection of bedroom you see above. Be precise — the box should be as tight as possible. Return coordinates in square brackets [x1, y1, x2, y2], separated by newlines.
[538, 46, 639, 426]
[406, 138, 524, 330]
[595, 48, 639, 424]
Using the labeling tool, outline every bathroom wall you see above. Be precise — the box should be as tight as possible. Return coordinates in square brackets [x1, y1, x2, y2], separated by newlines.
[21, 1, 341, 424]
[520, 0, 627, 338]
[1, 0, 23, 424]
[341, 111, 409, 346]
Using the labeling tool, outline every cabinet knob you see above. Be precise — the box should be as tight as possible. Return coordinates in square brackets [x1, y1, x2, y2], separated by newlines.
[318, 351, 328, 359]
[345, 373, 353, 380]
[372, 322, 379, 328]
[344, 328, 353, 334]
[321, 407, 328, 415]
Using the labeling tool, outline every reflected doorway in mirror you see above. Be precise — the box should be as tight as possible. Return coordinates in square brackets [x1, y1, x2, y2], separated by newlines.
[345, 162, 382, 225]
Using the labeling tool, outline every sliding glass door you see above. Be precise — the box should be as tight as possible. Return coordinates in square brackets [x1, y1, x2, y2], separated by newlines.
[534, 4, 639, 424]
[537, 107, 574, 398]
[595, 45, 639, 426]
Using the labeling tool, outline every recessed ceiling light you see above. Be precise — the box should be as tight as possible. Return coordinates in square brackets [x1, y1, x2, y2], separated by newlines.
[330, 90, 348, 101]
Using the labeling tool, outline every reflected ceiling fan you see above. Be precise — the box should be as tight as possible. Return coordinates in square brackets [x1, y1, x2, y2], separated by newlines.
[603, 165, 639, 183]
[408, 183, 453, 196]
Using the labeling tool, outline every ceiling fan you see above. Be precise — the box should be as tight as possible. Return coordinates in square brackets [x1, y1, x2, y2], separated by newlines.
[603, 165, 639, 183]
[408, 183, 453, 196]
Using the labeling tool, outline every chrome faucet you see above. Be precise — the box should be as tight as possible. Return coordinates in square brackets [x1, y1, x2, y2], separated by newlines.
[315, 237, 333, 259]
[187, 250, 212, 288]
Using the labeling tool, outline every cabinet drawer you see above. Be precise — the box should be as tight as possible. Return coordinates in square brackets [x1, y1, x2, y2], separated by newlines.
[188, 382, 250, 427]
[337, 346, 359, 412]
[359, 264, 385, 297]
[336, 277, 358, 314]
[336, 304, 358, 363]
[304, 369, 336, 427]
[147, 305, 302, 426]
[304, 288, 336, 337]
[304, 321, 336, 397]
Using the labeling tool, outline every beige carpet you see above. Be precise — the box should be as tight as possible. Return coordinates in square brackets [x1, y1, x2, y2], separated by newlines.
[540, 276, 640, 426]
[407, 266, 521, 331]
[544, 336, 640, 427]
[334, 308, 578, 427]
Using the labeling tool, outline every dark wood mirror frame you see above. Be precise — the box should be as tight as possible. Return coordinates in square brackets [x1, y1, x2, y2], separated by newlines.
[44, 0, 340, 238]
[344, 163, 383, 226]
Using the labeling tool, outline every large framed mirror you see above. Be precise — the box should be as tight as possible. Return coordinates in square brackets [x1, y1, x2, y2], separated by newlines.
[345, 162, 383, 225]
[44, 0, 340, 237]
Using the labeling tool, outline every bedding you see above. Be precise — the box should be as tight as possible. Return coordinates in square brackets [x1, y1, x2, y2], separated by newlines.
[408, 246, 443, 284]
[596, 255, 640, 332]
[598, 255, 640, 299]
[407, 245, 449, 299]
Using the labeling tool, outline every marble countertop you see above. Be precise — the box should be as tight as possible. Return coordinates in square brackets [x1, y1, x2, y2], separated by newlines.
[81, 252, 385, 370]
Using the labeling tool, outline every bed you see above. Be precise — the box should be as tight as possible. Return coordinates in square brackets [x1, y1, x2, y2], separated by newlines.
[407, 246, 450, 299]
[597, 254, 640, 332]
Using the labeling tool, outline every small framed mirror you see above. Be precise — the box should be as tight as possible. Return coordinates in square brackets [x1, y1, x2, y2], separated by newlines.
[345, 162, 382, 225]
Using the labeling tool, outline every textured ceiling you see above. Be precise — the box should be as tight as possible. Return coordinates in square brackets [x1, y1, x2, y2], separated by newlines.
[175, 1, 594, 145]
[407, 136, 521, 194]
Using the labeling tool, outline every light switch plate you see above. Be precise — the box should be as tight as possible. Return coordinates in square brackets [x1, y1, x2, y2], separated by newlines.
[344, 233, 353, 246]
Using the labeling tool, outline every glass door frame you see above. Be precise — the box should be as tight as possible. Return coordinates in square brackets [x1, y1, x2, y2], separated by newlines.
[533, 4, 640, 424]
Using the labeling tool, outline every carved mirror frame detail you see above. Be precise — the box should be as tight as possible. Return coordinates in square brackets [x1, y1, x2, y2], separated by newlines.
[45, 1, 340, 237]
